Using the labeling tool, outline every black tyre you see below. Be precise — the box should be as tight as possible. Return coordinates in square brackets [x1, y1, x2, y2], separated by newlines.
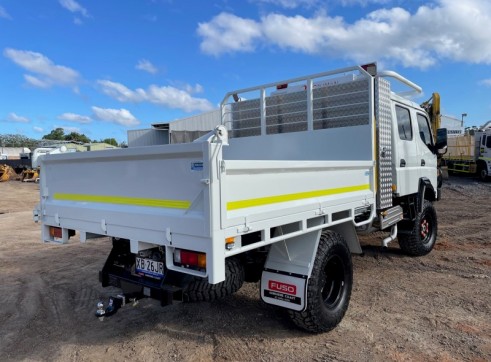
[478, 163, 488, 181]
[184, 257, 245, 302]
[288, 230, 353, 333]
[398, 200, 437, 256]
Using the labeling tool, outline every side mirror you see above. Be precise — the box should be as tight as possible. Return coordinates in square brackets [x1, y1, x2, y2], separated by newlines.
[435, 128, 448, 151]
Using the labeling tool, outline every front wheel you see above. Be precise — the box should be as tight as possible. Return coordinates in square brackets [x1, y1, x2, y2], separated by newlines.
[288, 230, 353, 333]
[398, 200, 437, 256]
[478, 164, 488, 181]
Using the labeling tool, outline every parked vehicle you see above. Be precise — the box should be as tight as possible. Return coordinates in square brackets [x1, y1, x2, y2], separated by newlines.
[34, 63, 447, 332]
[443, 121, 491, 181]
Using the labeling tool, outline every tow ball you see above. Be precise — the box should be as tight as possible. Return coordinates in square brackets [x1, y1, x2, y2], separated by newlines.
[95, 294, 140, 318]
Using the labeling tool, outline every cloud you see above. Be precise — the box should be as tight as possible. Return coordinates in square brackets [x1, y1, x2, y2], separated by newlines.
[253, 0, 388, 8]
[253, 0, 319, 8]
[183, 83, 204, 94]
[7, 112, 30, 123]
[59, 0, 89, 17]
[23, 74, 51, 88]
[91, 106, 140, 127]
[4, 48, 80, 88]
[97, 80, 214, 112]
[479, 78, 491, 87]
[33, 126, 44, 133]
[339, 0, 391, 6]
[197, 0, 491, 69]
[0, 6, 12, 20]
[58, 113, 92, 124]
[169, 81, 204, 94]
[197, 13, 262, 56]
[136, 59, 158, 74]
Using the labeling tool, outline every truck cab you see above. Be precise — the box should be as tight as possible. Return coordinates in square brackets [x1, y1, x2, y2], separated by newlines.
[392, 94, 438, 198]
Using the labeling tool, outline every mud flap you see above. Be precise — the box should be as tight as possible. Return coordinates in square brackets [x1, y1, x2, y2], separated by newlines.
[259, 227, 322, 312]
[261, 271, 307, 311]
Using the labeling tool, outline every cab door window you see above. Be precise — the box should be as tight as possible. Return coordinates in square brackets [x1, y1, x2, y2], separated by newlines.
[487, 135, 491, 148]
[396, 106, 412, 140]
[417, 114, 433, 150]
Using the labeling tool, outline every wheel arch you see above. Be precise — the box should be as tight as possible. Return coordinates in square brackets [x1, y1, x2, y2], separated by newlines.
[476, 159, 487, 169]
[419, 177, 436, 210]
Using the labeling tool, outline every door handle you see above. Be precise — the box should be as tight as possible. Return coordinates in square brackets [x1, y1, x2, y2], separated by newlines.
[400, 159, 406, 167]
[421, 159, 425, 166]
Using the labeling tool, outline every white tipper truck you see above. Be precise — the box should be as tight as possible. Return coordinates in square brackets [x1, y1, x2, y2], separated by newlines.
[33, 63, 448, 333]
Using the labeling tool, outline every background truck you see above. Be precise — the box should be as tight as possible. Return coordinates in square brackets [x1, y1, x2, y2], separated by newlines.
[443, 121, 491, 181]
[34, 63, 447, 333]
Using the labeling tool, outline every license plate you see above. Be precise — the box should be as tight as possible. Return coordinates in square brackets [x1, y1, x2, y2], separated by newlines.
[135, 257, 164, 278]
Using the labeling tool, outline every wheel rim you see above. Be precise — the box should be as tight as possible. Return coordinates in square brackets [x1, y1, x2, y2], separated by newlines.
[321, 255, 345, 308]
[480, 169, 488, 180]
[420, 213, 433, 244]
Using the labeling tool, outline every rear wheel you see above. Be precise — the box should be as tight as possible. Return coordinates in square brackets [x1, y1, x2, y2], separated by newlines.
[398, 200, 437, 256]
[288, 230, 353, 333]
[183, 257, 245, 302]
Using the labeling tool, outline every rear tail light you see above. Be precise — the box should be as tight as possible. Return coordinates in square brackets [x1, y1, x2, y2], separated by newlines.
[49, 226, 62, 238]
[174, 249, 206, 270]
[49, 227, 75, 239]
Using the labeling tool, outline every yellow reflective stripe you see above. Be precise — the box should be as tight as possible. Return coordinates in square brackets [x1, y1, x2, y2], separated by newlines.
[479, 157, 491, 161]
[227, 184, 370, 211]
[53, 193, 191, 209]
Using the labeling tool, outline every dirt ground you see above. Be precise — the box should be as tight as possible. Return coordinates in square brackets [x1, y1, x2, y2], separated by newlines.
[0, 177, 489, 362]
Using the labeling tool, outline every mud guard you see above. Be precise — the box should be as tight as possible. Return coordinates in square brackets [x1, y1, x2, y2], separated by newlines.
[418, 177, 436, 212]
[261, 229, 321, 312]
[260, 221, 361, 312]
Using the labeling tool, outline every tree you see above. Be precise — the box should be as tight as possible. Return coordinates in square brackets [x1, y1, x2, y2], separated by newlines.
[42, 128, 65, 140]
[42, 128, 92, 144]
[65, 132, 91, 144]
[101, 138, 118, 146]
[0, 134, 39, 148]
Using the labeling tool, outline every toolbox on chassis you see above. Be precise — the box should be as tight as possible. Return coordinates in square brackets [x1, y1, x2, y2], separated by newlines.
[34, 63, 447, 332]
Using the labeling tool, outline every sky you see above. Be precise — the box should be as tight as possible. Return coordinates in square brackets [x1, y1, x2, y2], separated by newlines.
[1, 0, 491, 143]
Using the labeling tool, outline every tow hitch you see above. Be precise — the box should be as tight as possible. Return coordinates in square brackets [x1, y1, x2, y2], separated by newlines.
[95, 293, 141, 318]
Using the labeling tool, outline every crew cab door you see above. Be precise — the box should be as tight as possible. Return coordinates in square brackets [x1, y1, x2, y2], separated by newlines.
[392, 104, 420, 196]
[415, 112, 437, 188]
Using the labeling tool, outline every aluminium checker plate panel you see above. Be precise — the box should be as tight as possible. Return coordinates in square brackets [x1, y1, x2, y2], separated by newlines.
[375, 77, 393, 209]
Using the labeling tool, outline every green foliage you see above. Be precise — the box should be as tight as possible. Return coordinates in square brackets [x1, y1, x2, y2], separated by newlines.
[101, 138, 118, 147]
[42, 128, 91, 143]
[0, 134, 40, 148]
[2, 128, 123, 149]
[65, 132, 91, 144]
[42, 127, 65, 140]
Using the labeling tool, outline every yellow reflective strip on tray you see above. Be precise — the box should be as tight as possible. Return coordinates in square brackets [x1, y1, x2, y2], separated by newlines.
[53, 193, 191, 209]
[227, 184, 370, 211]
